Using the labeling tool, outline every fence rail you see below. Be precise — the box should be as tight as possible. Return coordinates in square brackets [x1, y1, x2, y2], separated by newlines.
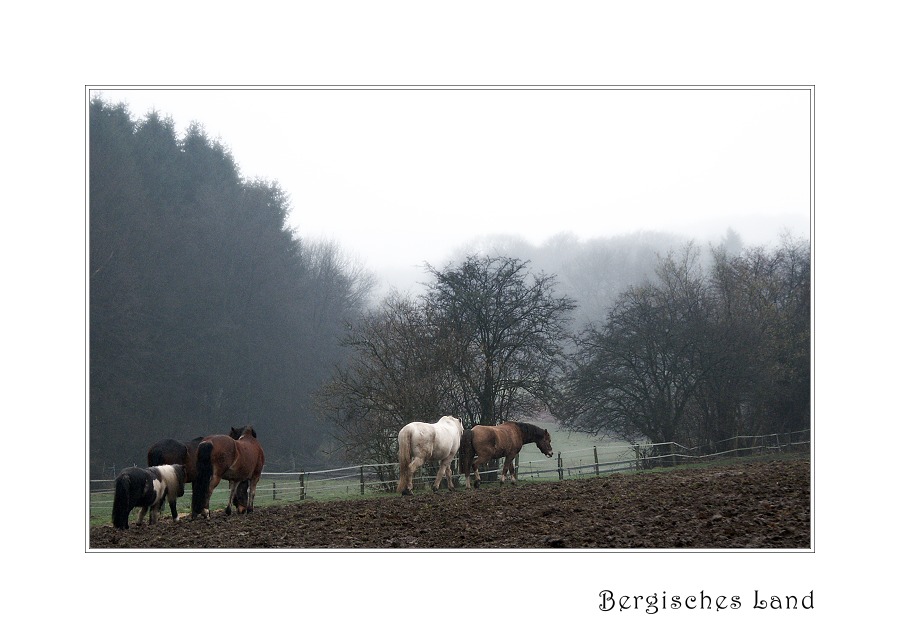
[88, 429, 810, 524]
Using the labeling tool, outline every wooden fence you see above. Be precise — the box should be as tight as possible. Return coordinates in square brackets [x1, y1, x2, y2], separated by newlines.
[88, 429, 809, 523]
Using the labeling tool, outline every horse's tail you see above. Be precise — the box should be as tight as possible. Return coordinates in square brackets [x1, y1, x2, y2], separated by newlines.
[192, 441, 214, 516]
[397, 426, 412, 493]
[458, 428, 474, 478]
[147, 441, 168, 467]
[112, 474, 131, 529]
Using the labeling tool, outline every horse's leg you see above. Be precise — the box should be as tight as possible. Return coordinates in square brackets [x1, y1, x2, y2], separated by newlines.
[225, 480, 238, 515]
[405, 456, 425, 494]
[248, 477, 260, 513]
[433, 459, 451, 492]
[444, 460, 455, 491]
[168, 493, 179, 521]
[202, 474, 222, 518]
[472, 457, 482, 489]
[149, 502, 160, 524]
[500, 457, 515, 485]
[137, 505, 149, 524]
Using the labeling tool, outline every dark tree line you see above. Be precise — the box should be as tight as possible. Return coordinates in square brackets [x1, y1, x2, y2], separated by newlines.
[89, 97, 373, 477]
[556, 237, 810, 456]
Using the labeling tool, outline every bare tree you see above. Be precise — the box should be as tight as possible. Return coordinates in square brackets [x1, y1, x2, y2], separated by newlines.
[556, 238, 810, 456]
[426, 255, 576, 425]
[319, 255, 576, 484]
[317, 292, 458, 485]
[559, 245, 710, 454]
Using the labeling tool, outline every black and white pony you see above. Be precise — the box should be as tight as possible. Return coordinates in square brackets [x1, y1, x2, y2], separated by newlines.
[112, 464, 186, 530]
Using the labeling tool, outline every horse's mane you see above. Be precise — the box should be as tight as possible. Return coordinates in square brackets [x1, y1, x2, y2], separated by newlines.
[509, 421, 545, 442]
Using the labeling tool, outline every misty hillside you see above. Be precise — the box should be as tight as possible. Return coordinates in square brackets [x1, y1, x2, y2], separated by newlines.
[90, 95, 810, 481]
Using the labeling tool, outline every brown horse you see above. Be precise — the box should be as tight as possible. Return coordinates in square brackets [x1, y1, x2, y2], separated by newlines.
[191, 426, 265, 519]
[459, 421, 553, 488]
[147, 429, 245, 484]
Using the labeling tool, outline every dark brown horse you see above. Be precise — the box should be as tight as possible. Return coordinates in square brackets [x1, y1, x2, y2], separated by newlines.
[191, 426, 265, 519]
[459, 421, 553, 488]
[147, 436, 205, 483]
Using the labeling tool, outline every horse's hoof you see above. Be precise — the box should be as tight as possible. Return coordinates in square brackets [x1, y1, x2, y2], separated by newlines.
[432, 485, 438, 493]
[474, 480, 481, 489]
[401, 488, 412, 496]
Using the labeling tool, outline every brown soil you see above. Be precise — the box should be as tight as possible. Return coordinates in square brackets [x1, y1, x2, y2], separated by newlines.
[89, 457, 810, 550]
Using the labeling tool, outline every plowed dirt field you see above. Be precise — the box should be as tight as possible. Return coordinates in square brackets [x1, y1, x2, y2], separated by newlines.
[89, 457, 810, 550]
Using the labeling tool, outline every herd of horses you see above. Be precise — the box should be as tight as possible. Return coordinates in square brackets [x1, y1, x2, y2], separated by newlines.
[112, 425, 265, 529]
[110, 417, 553, 529]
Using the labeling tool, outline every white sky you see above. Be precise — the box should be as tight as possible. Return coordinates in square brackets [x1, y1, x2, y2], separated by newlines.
[93, 87, 811, 289]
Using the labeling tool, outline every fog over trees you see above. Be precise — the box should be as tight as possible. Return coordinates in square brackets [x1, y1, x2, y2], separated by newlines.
[90, 97, 810, 478]
[89, 98, 373, 476]
[555, 237, 810, 453]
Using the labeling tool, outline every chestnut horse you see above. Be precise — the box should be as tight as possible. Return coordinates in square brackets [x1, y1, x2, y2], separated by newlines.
[148, 429, 245, 484]
[396, 416, 464, 495]
[191, 426, 265, 519]
[459, 421, 553, 488]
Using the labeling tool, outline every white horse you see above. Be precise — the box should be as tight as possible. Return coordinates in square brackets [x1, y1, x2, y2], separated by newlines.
[397, 416, 464, 495]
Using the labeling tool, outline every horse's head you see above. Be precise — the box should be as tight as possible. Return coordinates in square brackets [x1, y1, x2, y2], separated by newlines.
[537, 428, 553, 458]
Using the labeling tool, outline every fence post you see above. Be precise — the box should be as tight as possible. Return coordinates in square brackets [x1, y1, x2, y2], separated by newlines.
[557, 453, 563, 481]
[299, 471, 306, 500]
[594, 446, 600, 477]
[634, 444, 641, 472]
[272, 482, 276, 501]
[360, 465, 365, 495]
[670, 442, 677, 466]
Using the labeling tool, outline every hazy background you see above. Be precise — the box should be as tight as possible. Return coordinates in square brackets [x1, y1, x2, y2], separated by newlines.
[94, 87, 811, 296]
